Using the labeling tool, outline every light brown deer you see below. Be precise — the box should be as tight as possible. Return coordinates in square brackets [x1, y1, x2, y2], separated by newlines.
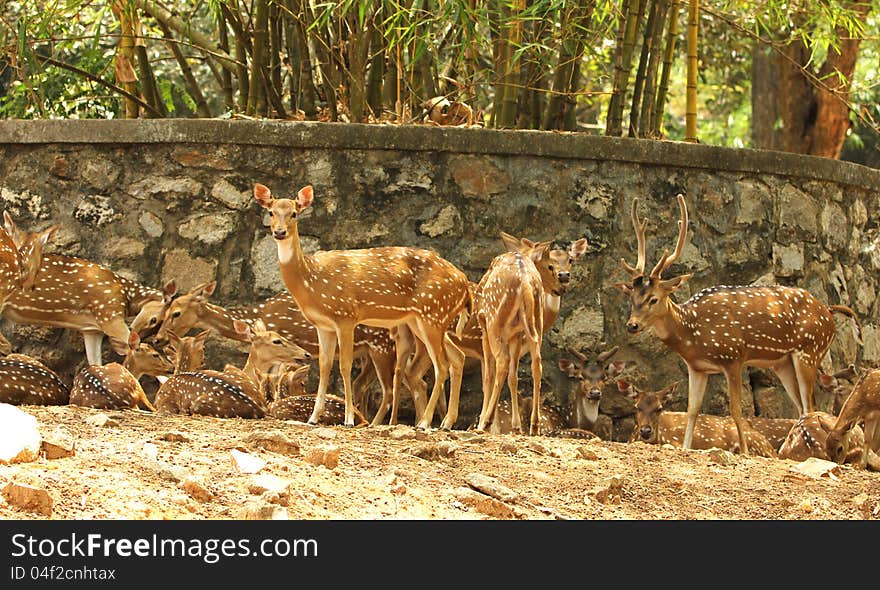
[614, 194, 861, 454]
[2, 213, 173, 365]
[153, 281, 403, 418]
[817, 365, 861, 416]
[778, 411, 876, 468]
[254, 183, 470, 427]
[0, 353, 69, 405]
[70, 332, 173, 411]
[268, 363, 368, 425]
[557, 346, 626, 436]
[745, 416, 797, 452]
[155, 318, 311, 419]
[825, 368, 880, 470]
[619, 380, 777, 457]
[474, 244, 547, 434]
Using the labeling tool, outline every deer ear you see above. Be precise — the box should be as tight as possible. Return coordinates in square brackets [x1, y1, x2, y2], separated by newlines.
[660, 381, 681, 403]
[558, 359, 579, 377]
[253, 319, 268, 334]
[617, 379, 635, 398]
[818, 372, 835, 388]
[194, 329, 211, 345]
[500, 231, 521, 253]
[296, 185, 314, 211]
[233, 320, 252, 340]
[254, 183, 274, 208]
[613, 282, 633, 295]
[110, 337, 129, 356]
[191, 281, 216, 301]
[39, 224, 61, 246]
[127, 331, 141, 350]
[529, 241, 552, 262]
[660, 274, 691, 292]
[607, 360, 626, 377]
[163, 280, 178, 301]
[569, 238, 589, 260]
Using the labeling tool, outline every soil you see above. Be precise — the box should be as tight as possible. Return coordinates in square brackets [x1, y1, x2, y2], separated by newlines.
[2, 404, 878, 521]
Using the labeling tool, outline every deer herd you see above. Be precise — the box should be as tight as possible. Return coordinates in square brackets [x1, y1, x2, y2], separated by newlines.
[0, 184, 878, 473]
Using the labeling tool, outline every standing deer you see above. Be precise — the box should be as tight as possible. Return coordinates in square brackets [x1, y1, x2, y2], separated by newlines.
[825, 368, 880, 470]
[0, 354, 69, 405]
[254, 183, 470, 427]
[474, 243, 547, 434]
[70, 331, 173, 411]
[557, 345, 626, 438]
[614, 194, 861, 454]
[619, 380, 776, 457]
[2, 213, 173, 365]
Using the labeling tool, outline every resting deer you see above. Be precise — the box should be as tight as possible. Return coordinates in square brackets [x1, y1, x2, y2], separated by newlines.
[620, 380, 776, 457]
[406, 232, 588, 430]
[155, 319, 310, 419]
[557, 346, 626, 437]
[268, 363, 368, 425]
[614, 194, 861, 454]
[153, 281, 403, 418]
[744, 416, 797, 452]
[255, 183, 470, 427]
[2, 213, 175, 365]
[825, 368, 880, 470]
[0, 353, 69, 406]
[70, 332, 173, 411]
[778, 411, 877, 468]
[485, 398, 600, 438]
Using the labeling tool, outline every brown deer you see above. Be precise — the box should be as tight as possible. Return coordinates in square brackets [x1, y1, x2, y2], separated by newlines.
[254, 183, 470, 427]
[473, 243, 547, 434]
[744, 416, 797, 452]
[614, 194, 861, 454]
[817, 365, 861, 416]
[407, 232, 588, 430]
[153, 281, 403, 418]
[70, 332, 173, 411]
[268, 363, 368, 425]
[778, 411, 877, 468]
[155, 319, 310, 419]
[825, 368, 880, 470]
[557, 346, 626, 437]
[2, 213, 174, 365]
[484, 398, 600, 438]
[0, 354, 69, 406]
[619, 380, 777, 457]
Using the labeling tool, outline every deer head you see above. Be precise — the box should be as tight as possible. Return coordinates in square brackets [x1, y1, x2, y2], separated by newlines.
[4, 212, 61, 291]
[500, 232, 589, 296]
[818, 364, 860, 415]
[232, 318, 312, 368]
[130, 280, 178, 339]
[558, 346, 625, 426]
[122, 331, 174, 379]
[254, 183, 313, 243]
[619, 379, 682, 443]
[163, 329, 211, 374]
[155, 281, 217, 344]
[613, 195, 691, 335]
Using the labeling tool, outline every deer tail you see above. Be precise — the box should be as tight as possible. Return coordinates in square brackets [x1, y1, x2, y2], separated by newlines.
[455, 283, 474, 338]
[830, 305, 863, 345]
[518, 284, 540, 344]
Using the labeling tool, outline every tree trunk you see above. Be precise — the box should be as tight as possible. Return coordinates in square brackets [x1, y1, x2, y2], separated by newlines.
[638, 0, 668, 137]
[628, 0, 658, 137]
[543, 1, 593, 131]
[347, 10, 372, 123]
[684, 0, 698, 143]
[247, 0, 270, 116]
[217, 11, 235, 111]
[652, 0, 680, 136]
[158, 22, 212, 118]
[365, 21, 385, 118]
[113, 2, 139, 119]
[606, 0, 642, 136]
[750, 44, 782, 150]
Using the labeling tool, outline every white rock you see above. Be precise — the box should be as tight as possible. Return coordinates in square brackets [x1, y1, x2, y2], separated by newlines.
[0, 404, 42, 464]
[230, 449, 266, 474]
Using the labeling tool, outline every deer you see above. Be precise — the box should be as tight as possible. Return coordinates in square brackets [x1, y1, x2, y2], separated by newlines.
[152, 281, 405, 419]
[2, 212, 175, 366]
[254, 183, 471, 428]
[817, 364, 861, 416]
[473, 242, 547, 435]
[557, 345, 626, 438]
[404, 232, 588, 431]
[267, 363, 369, 425]
[69, 331, 173, 411]
[0, 353, 69, 406]
[778, 411, 878, 469]
[825, 368, 880, 470]
[743, 416, 797, 452]
[154, 319, 311, 419]
[619, 380, 777, 457]
[614, 194, 861, 455]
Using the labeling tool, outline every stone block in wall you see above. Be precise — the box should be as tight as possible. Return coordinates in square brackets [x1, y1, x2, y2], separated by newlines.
[575, 185, 613, 220]
[138, 211, 164, 238]
[250, 233, 321, 295]
[734, 179, 771, 226]
[178, 212, 238, 246]
[419, 205, 461, 238]
[548, 306, 604, 353]
[753, 385, 799, 419]
[211, 179, 251, 210]
[820, 202, 848, 252]
[100, 237, 145, 260]
[161, 249, 217, 294]
[170, 147, 234, 170]
[73, 195, 120, 228]
[127, 176, 203, 200]
[1, 187, 50, 221]
[772, 243, 804, 277]
[80, 157, 120, 191]
[861, 324, 880, 365]
[851, 199, 868, 227]
[777, 184, 818, 242]
[449, 156, 510, 200]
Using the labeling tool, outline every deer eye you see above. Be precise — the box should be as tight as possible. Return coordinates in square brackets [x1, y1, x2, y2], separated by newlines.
[172, 311, 181, 318]
[149, 317, 157, 325]
[649, 297, 659, 305]
[273, 339, 283, 345]
[268, 211, 274, 217]
[548, 265, 555, 271]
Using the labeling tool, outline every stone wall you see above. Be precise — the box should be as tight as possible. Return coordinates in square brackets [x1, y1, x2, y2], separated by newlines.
[1, 120, 879, 439]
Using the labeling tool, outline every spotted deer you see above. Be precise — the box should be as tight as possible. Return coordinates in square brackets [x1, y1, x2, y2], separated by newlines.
[619, 380, 776, 457]
[0, 353, 69, 405]
[254, 183, 470, 427]
[485, 398, 600, 438]
[153, 281, 400, 418]
[2, 213, 174, 365]
[155, 319, 311, 419]
[817, 365, 860, 416]
[405, 232, 588, 430]
[825, 368, 880, 470]
[745, 416, 797, 452]
[557, 346, 626, 436]
[70, 332, 173, 411]
[778, 411, 877, 468]
[614, 194, 861, 454]
[268, 363, 368, 425]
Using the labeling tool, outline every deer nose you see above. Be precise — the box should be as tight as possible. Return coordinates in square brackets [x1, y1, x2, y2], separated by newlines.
[273, 229, 288, 240]
[588, 389, 601, 401]
[303, 351, 312, 360]
[558, 272, 570, 284]
[626, 321, 640, 334]
[639, 427, 653, 440]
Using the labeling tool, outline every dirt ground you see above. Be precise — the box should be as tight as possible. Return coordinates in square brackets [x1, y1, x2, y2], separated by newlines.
[2, 403, 878, 521]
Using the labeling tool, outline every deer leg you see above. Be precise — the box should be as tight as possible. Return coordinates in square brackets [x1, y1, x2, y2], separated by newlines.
[352, 355, 377, 415]
[772, 359, 804, 416]
[335, 322, 357, 427]
[479, 344, 510, 431]
[792, 353, 817, 415]
[723, 366, 749, 456]
[368, 350, 396, 422]
[414, 323, 450, 431]
[683, 368, 709, 450]
[309, 328, 338, 425]
[528, 344, 543, 436]
[440, 334, 465, 430]
[478, 318, 494, 419]
[82, 331, 104, 366]
[403, 343, 429, 419]
[507, 340, 522, 433]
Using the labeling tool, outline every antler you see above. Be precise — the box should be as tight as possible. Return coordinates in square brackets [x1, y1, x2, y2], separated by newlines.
[650, 194, 688, 279]
[567, 347, 588, 363]
[596, 345, 620, 363]
[621, 199, 648, 277]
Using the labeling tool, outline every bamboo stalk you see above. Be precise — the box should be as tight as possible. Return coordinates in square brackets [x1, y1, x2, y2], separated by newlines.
[269, 2, 282, 104]
[685, 0, 698, 142]
[220, 1, 250, 108]
[606, 0, 643, 136]
[133, 44, 165, 117]
[217, 9, 235, 110]
[365, 19, 385, 117]
[639, 0, 668, 136]
[652, 0, 680, 136]
[158, 22, 212, 118]
[246, 0, 269, 116]
[113, 2, 139, 118]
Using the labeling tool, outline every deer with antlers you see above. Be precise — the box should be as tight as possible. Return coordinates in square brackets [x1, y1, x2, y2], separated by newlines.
[825, 368, 880, 470]
[557, 345, 626, 437]
[619, 380, 777, 457]
[70, 331, 173, 411]
[254, 183, 471, 428]
[615, 194, 861, 454]
[2, 212, 176, 365]
[155, 319, 310, 419]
